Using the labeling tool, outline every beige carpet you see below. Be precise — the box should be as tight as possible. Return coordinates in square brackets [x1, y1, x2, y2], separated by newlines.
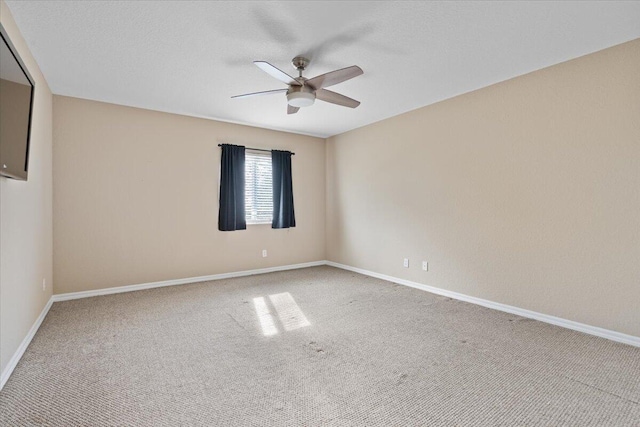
[1, 266, 639, 426]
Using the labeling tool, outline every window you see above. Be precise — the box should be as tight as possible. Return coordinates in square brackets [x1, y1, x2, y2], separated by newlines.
[245, 151, 273, 224]
[218, 144, 294, 231]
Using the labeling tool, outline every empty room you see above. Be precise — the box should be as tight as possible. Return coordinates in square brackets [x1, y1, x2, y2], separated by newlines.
[1, 1, 639, 425]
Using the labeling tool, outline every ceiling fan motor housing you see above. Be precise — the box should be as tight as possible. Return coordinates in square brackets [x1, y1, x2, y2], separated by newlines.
[287, 84, 315, 107]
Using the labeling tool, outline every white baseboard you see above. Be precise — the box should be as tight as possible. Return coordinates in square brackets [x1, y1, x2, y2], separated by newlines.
[3, 259, 636, 392]
[52, 260, 327, 302]
[1, 296, 54, 391]
[50, 260, 640, 347]
[2, 261, 325, 391]
[326, 261, 640, 348]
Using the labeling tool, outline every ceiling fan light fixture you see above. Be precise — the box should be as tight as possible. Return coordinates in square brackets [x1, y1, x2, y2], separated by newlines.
[287, 91, 315, 107]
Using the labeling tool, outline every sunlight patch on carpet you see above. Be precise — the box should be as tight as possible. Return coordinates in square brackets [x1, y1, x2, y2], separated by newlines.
[269, 292, 310, 332]
[253, 296, 278, 336]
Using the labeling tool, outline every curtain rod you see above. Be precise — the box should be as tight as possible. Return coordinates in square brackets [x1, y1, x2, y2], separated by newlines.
[218, 144, 295, 155]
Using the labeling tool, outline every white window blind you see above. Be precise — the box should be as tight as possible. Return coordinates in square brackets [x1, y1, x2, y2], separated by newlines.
[245, 151, 273, 224]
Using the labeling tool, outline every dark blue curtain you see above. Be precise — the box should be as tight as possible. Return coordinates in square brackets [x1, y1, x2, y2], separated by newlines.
[272, 150, 296, 229]
[218, 144, 246, 231]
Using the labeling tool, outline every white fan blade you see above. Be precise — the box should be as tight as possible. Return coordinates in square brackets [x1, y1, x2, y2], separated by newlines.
[316, 89, 360, 108]
[287, 105, 300, 115]
[254, 61, 301, 86]
[231, 89, 287, 99]
[306, 65, 363, 90]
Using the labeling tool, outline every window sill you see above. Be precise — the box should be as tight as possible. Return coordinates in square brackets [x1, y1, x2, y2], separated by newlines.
[247, 221, 272, 226]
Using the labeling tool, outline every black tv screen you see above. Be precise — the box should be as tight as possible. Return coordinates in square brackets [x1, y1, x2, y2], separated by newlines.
[0, 23, 35, 181]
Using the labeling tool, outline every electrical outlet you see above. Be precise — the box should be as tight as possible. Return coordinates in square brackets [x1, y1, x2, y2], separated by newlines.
[403, 258, 409, 268]
[42, 278, 46, 291]
[422, 261, 428, 271]
[262, 249, 267, 258]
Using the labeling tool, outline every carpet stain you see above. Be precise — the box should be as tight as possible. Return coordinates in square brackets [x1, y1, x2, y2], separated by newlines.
[226, 312, 247, 331]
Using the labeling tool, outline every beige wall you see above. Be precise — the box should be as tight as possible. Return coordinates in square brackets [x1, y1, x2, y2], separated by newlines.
[53, 96, 325, 294]
[326, 39, 640, 337]
[0, 0, 53, 375]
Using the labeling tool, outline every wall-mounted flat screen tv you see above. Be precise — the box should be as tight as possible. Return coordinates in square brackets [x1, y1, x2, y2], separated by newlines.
[0, 23, 35, 181]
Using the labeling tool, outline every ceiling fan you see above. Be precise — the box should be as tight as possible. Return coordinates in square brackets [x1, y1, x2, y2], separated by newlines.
[232, 56, 363, 114]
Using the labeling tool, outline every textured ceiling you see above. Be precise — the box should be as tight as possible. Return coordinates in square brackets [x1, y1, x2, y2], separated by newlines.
[6, 1, 640, 138]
